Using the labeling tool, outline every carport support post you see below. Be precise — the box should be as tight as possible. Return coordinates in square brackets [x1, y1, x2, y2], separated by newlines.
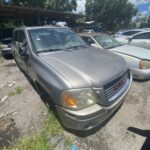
[37, 13, 41, 26]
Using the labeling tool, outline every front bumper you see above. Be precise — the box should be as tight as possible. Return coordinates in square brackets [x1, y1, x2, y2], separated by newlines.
[1, 48, 12, 56]
[131, 68, 150, 80]
[56, 74, 132, 131]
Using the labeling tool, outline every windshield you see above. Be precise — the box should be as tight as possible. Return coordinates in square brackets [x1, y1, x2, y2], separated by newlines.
[29, 28, 87, 53]
[94, 35, 122, 49]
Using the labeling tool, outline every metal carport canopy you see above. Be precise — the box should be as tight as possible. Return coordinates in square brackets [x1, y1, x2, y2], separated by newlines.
[0, 5, 81, 20]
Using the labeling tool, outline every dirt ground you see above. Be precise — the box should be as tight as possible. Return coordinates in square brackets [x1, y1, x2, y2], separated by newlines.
[0, 56, 150, 150]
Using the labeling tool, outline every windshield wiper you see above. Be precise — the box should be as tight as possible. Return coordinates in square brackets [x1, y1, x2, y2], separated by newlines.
[37, 48, 62, 53]
[107, 46, 118, 49]
[66, 45, 87, 50]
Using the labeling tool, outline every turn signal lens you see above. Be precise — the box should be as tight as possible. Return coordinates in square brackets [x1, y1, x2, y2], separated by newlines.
[139, 60, 150, 69]
[139, 61, 144, 69]
[62, 93, 77, 108]
[61, 89, 96, 110]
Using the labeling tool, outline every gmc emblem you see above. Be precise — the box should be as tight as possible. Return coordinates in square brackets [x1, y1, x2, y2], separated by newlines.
[114, 79, 124, 91]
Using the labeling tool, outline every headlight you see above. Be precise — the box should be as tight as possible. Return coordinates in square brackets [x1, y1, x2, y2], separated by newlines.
[139, 60, 150, 69]
[61, 89, 96, 110]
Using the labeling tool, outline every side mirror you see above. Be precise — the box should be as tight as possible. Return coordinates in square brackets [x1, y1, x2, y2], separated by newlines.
[91, 43, 98, 48]
[18, 42, 28, 56]
[128, 37, 133, 42]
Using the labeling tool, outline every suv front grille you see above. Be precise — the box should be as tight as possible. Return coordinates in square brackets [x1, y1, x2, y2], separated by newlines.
[104, 71, 130, 102]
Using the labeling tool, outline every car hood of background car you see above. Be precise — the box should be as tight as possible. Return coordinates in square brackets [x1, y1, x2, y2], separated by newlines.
[110, 45, 150, 60]
[40, 47, 128, 88]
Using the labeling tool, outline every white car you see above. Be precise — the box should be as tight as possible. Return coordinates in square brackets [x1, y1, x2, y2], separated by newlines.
[114, 29, 144, 38]
[0, 38, 12, 57]
[80, 33, 150, 80]
[115, 31, 150, 49]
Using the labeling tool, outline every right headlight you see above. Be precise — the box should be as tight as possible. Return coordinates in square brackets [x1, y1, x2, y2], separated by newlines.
[61, 88, 96, 110]
[139, 60, 150, 69]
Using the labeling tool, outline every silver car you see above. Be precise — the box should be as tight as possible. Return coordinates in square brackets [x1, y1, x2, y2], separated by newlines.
[81, 33, 150, 80]
[114, 29, 144, 38]
[12, 26, 132, 131]
[115, 31, 150, 49]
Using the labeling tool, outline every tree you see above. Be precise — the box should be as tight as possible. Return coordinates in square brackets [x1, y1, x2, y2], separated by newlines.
[10, 0, 46, 8]
[44, 0, 77, 11]
[0, 0, 10, 5]
[86, 0, 137, 31]
[6, 0, 77, 12]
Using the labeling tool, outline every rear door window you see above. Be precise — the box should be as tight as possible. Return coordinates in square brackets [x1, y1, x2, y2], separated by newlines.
[122, 31, 141, 36]
[133, 32, 150, 39]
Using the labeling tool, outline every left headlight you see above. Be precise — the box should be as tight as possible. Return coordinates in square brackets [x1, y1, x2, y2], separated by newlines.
[61, 89, 96, 110]
[139, 60, 150, 69]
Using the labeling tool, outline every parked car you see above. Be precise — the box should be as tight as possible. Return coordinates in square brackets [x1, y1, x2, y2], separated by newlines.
[80, 33, 150, 80]
[116, 31, 150, 50]
[12, 26, 132, 131]
[114, 29, 145, 38]
[0, 38, 12, 57]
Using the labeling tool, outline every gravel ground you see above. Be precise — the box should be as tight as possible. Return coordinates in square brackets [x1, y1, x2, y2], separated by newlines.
[0, 57, 150, 150]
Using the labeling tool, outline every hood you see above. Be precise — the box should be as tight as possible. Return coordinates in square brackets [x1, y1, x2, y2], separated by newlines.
[110, 45, 150, 60]
[40, 47, 128, 88]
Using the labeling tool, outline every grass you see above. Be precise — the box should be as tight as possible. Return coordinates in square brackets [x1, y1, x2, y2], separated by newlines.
[15, 86, 24, 94]
[3, 110, 73, 150]
[8, 86, 24, 97]
[12, 134, 51, 150]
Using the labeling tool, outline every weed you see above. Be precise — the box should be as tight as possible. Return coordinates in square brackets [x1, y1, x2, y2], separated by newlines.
[3, 110, 73, 150]
[8, 87, 23, 97]
[15, 87, 23, 94]
[45, 111, 63, 136]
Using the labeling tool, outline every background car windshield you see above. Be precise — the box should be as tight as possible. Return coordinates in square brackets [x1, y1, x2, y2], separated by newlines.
[29, 28, 86, 52]
[94, 35, 122, 49]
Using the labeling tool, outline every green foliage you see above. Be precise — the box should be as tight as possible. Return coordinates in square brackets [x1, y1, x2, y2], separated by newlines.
[2, 110, 71, 150]
[45, 0, 77, 11]
[5, 0, 77, 12]
[45, 110, 63, 136]
[8, 86, 24, 97]
[86, 0, 138, 31]
[14, 134, 51, 150]
[11, 0, 46, 8]
[15, 86, 24, 94]
[0, 0, 8, 5]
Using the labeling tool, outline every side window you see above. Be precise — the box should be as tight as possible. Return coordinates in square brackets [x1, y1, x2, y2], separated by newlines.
[133, 32, 150, 39]
[18, 31, 26, 44]
[123, 31, 140, 36]
[81, 36, 95, 45]
[13, 31, 18, 43]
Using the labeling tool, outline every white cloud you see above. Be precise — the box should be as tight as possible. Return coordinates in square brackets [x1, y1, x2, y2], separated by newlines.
[76, 0, 86, 13]
[128, 0, 150, 5]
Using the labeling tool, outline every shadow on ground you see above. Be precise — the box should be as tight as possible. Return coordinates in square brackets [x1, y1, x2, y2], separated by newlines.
[128, 127, 150, 150]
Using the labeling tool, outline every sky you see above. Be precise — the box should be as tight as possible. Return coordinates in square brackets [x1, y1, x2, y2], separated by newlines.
[76, 0, 150, 16]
